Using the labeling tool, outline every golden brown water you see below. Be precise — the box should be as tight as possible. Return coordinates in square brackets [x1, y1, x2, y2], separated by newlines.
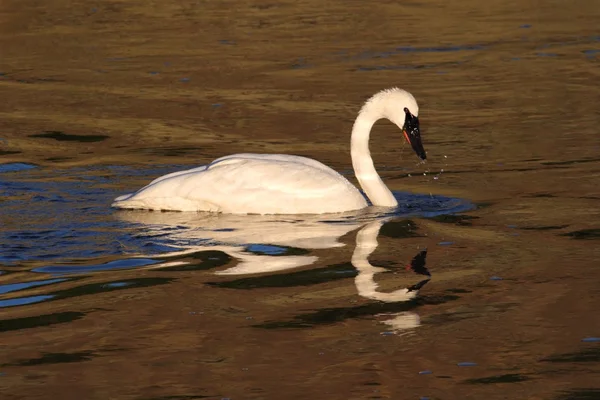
[1, 1, 600, 399]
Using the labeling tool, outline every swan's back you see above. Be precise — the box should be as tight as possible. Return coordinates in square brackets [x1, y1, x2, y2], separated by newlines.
[112, 154, 367, 214]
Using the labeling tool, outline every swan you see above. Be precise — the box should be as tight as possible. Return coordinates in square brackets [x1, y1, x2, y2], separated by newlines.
[112, 87, 426, 214]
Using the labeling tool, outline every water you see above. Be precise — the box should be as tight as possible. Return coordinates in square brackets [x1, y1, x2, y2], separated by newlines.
[2, 1, 600, 399]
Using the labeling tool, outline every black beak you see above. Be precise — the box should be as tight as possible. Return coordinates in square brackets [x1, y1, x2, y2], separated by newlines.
[403, 107, 426, 160]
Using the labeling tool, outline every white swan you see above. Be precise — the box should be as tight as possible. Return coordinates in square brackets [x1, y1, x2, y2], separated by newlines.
[112, 87, 426, 214]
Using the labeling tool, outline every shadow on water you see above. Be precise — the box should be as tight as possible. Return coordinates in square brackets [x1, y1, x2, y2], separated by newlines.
[378, 219, 423, 238]
[28, 131, 110, 143]
[560, 229, 600, 240]
[520, 225, 570, 231]
[1, 351, 96, 367]
[554, 389, 600, 400]
[142, 396, 215, 400]
[541, 347, 600, 363]
[428, 214, 479, 226]
[0, 150, 21, 156]
[463, 373, 531, 384]
[0, 311, 86, 333]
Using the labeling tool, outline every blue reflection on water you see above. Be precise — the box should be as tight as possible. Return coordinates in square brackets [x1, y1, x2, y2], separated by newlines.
[246, 244, 288, 255]
[0, 295, 55, 308]
[0, 163, 37, 173]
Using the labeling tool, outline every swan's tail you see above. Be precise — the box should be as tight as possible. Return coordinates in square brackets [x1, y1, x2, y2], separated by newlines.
[114, 193, 134, 202]
[112, 193, 215, 211]
[111, 193, 144, 209]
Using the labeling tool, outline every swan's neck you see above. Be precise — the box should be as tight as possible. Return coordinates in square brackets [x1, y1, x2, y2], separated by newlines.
[351, 112, 398, 207]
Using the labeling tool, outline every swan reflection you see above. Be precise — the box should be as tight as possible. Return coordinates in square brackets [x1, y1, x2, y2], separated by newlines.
[353, 219, 430, 303]
[352, 219, 430, 333]
[117, 211, 430, 332]
[117, 210, 367, 274]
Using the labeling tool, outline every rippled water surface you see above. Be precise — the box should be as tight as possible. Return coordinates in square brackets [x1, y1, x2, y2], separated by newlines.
[1, 0, 600, 399]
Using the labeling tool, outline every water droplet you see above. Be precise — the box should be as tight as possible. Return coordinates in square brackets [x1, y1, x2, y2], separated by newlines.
[444, 155, 447, 158]
[381, 331, 395, 336]
[438, 241, 454, 246]
[419, 370, 433, 375]
[433, 176, 439, 180]
[490, 276, 503, 281]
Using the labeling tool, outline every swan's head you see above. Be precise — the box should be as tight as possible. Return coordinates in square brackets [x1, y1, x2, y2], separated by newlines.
[361, 88, 426, 160]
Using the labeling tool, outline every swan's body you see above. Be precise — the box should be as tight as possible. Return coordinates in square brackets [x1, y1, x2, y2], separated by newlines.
[114, 154, 367, 213]
[112, 87, 426, 214]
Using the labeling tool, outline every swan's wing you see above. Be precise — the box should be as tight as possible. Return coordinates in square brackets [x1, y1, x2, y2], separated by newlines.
[113, 154, 367, 214]
[147, 165, 208, 186]
[212, 153, 336, 174]
[198, 156, 366, 213]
